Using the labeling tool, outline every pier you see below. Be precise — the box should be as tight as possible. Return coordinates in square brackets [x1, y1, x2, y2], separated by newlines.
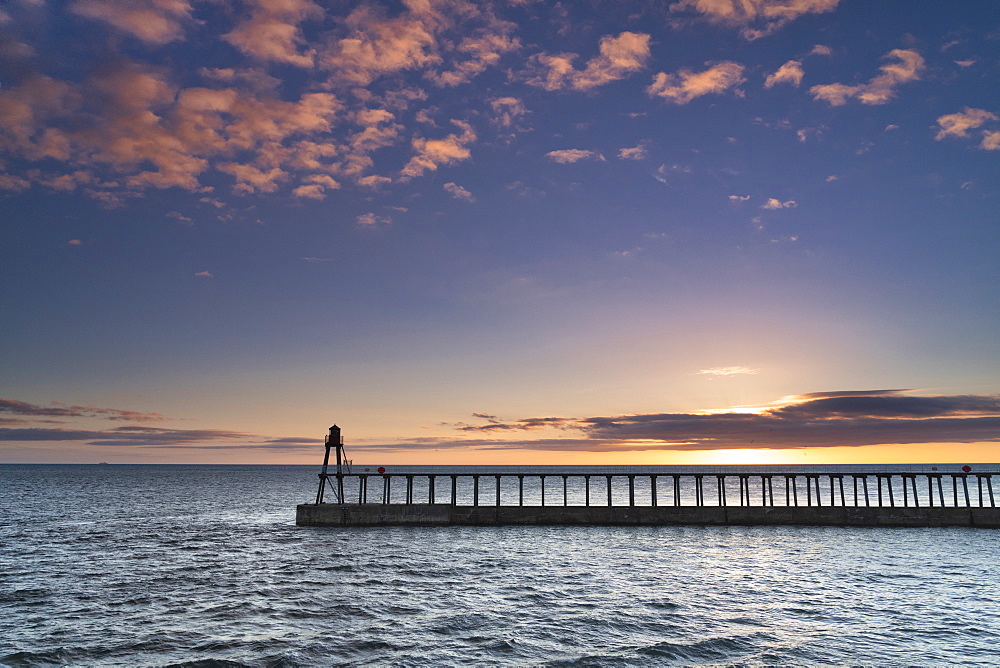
[296, 426, 1000, 528]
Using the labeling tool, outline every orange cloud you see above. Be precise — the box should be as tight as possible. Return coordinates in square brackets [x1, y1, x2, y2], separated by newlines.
[319, 3, 441, 86]
[525, 31, 651, 91]
[223, 0, 321, 67]
[647, 61, 745, 104]
[70, 0, 193, 44]
[810, 49, 924, 106]
[670, 0, 840, 40]
[936, 109, 997, 137]
[400, 119, 476, 178]
[546, 149, 600, 164]
[764, 59, 804, 88]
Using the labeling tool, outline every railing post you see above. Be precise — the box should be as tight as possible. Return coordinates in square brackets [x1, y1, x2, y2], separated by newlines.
[838, 476, 845, 506]
[887, 476, 895, 507]
[541, 476, 546, 507]
[651, 476, 658, 507]
[863, 476, 870, 507]
[628, 476, 635, 506]
[607, 475, 613, 506]
[718, 475, 726, 507]
[473, 475, 480, 506]
[673, 475, 681, 506]
[911, 476, 919, 508]
[518, 475, 524, 506]
[584, 475, 590, 506]
[406, 475, 413, 505]
[496, 475, 502, 507]
[428, 476, 436, 504]
[903, 475, 909, 507]
[563, 475, 569, 506]
[383, 475, 390, 504]
[451, 475, 458, 506]
[962, 475, 970, 507]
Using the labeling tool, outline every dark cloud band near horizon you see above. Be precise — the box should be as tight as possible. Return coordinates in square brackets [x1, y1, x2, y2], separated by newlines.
[2, 390, 998, 454]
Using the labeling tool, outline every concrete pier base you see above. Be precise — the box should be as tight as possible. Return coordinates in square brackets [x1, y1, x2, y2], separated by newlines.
[296, 503, 1000, 528]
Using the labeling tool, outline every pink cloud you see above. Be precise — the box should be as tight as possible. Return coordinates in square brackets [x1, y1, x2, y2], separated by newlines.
[764, 59, 804, 88]
[400, 119, 476, 178]
[670, 0, 841, 40]
[223, 0, 321, 67]
[546, 149, 600, 164]
[647, 61, 745, 104]
[934, 108, 998, 143]
[525, 31, 651, 91]
[810, 49, 924, 106]
[70, 0, 193, 45]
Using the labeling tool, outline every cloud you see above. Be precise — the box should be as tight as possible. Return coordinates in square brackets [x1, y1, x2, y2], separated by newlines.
[338, 390, 1000, 454]
[809, 44, 832, 56]
[647, 61, 745, 104]
[443, 182, 475, 202]
[762, 198, 796, 209]
[317, 3, 440, 86]
[357, 174, 393, 188]
[223, 0, 321, 67]
[670, 0, 841, 40]
[0, 398, 167, 422]
[400, 119, 476, 179]
[810, 49, 924, 105]
[618, 144, 648, 160]
[70, 0, 193, 45]
[293, 173, 341, 200]
[545, 149, 600, 164]
[457, 415, 575, 432]
[194, 271, 214, 278]
[764, 60, 804, 88]
[356, 212, 390, 226]
[0, 62, 346, 199]
[935, 108, 999, 150]
[728, 194, 751, 201]
[524, 32, 651, 91]
[425, 23, 521, 87]
[489, 96, 530, 131]
[698, 366, 759, 376]
[0, 425, 260, 447]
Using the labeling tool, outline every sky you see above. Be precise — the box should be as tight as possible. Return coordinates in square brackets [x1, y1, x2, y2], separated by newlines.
[1, 0, 999, 466]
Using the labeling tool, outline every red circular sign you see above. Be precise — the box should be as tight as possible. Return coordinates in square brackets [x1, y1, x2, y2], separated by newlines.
[377, 466, 386, 474]
[962, 465, 972, 473]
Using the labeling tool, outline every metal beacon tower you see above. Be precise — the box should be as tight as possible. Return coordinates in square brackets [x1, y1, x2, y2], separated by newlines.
[314, 424, 348, 504]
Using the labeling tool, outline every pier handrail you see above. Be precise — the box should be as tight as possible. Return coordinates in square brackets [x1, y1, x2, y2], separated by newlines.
[313, 470, 997, 509]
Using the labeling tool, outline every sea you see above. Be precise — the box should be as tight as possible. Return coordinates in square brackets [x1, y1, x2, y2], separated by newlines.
[2, 464, 999, 667]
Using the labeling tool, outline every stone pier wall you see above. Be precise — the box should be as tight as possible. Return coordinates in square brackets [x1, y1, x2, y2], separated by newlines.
[296, 503, 1000, 528]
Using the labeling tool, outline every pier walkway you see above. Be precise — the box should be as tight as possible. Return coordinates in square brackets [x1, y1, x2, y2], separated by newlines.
[297, 469, 1000, 528]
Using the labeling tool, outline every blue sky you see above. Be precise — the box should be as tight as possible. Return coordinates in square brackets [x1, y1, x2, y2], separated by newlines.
[2, 0, 998, 464]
